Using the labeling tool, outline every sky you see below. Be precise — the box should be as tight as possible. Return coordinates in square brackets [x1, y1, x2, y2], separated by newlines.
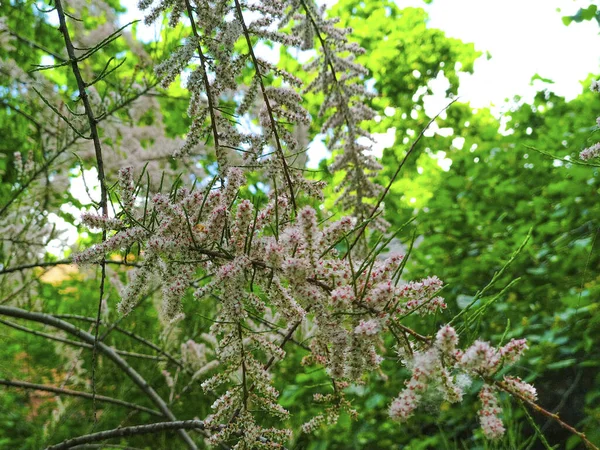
[396, 0, 600, 108]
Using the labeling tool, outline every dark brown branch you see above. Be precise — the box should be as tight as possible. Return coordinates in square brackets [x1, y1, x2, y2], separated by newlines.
[0, 306, 199, 450]
[0, 259, 140, 275]
[45, 420, 205, 450]
[54, 0, 109, 423]
[0, 379, 162, 417]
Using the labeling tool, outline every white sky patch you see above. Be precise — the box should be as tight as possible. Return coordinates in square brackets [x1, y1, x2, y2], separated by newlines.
[47, 169, 101, 257]
[397, 0, 600, 109]
[47, 213, 78, 256]
[70, 168, 100, 205]
[365, 126, 397, 158]
[307, 135, 329, 168]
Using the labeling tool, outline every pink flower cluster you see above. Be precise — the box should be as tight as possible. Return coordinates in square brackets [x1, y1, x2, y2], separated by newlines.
[390, 325, 532, 440]
[580, 80, 600, 160]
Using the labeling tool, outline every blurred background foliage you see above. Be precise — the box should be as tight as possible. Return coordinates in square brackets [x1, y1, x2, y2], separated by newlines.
[0, 0, 599, 448]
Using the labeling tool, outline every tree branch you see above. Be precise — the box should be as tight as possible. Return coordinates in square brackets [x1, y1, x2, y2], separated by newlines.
[54, 0, 109, 423]
[0, 306, 199, 450]
[0, 318, 164, 361]
[45, 420, 205, 450]
[0, 379, 162, 417]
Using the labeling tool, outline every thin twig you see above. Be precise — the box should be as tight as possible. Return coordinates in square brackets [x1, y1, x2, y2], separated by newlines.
[233, 0, 297, 212]
[183, 0, 221, 163]
[0, 379, 162, 417]
[54, 0, 109, 425]
[0, 259, 140, 275]
[346, 98, 459, 255]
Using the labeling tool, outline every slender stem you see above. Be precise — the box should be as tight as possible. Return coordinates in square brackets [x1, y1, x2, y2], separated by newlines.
[237, 323, 248, 411]
[182, 0, 221, 158]
[0, 379, 162, 417]
[54, 0, 110, 424]
[45, 420, 205, 450]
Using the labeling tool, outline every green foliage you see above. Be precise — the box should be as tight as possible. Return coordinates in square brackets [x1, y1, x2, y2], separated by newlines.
[1, 0, 599, 448]
[563, 4, 600, 26]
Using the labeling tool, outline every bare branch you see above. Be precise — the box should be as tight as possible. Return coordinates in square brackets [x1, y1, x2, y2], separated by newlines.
[54, 0, 110, 423]
[45, 420, 205, 450]
[0, 378, 163, 417]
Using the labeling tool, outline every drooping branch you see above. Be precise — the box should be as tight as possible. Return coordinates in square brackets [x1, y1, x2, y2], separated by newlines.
[53, 314, 186, 369]
[233, 0, 297, 212]
[45, 420, 205, 450]
[0, 378, 163, 418]
[0, 306, 199, 450]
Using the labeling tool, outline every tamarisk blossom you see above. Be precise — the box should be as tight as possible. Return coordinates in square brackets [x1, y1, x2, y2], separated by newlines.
[390, 325, 534, 440]
[580, 80, 600, 160]
[478, 385, 505, 439]
[65, 0, 540, 446]
[281, 1, 385, 228]
[76, 163, 454, 445]
[580, 142, 600, 161]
